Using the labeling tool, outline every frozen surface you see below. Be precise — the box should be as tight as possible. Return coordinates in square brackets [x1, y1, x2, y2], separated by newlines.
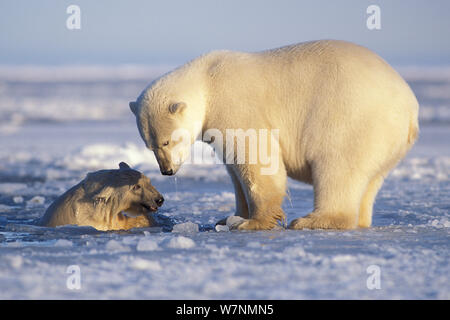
[0, 66, 449, 299]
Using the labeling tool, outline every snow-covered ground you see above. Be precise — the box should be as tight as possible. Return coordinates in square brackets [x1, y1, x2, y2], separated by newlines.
[0, 66, 449, 299]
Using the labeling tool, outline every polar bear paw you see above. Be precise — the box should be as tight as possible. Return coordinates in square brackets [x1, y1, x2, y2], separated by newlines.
[229, 217, 284, 231]
[288, 212, 356, 230]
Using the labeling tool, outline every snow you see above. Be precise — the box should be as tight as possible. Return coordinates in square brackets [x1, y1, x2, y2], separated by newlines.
[0, 66, 449, 299]
[105, 239, 131, 252]
[136, 238, 160, 251]
[166, 236, 196, 249]
[130, 258, 162, 271]
[54, 239, 73, 247]
[5, 255, 23, 269]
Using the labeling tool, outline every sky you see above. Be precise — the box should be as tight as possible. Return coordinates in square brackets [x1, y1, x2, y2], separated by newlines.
[0, 0, 449, 66]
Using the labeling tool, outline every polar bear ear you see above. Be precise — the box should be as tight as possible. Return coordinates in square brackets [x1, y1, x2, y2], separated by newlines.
[129, 101, 138, 115]
[169, 102, 187, 115]
[119, 162, 131, 170]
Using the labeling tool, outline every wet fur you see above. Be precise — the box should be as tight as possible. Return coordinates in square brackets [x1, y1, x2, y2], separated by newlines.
[39, 162, 163, 231]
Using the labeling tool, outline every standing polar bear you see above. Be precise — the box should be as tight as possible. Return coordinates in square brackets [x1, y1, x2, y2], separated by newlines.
[129, 40, 419, 230]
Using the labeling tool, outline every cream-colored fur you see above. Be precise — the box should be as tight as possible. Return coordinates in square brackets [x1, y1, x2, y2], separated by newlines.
[38, 162, 164, 231]
[130, 40, 419, 230]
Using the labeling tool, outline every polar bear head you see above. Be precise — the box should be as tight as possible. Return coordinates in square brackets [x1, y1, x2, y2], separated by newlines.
[83, 162, 164, 216]
[129, 72, 206, 176]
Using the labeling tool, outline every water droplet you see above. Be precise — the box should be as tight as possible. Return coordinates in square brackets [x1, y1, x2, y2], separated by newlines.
[174, 176, 179, 200]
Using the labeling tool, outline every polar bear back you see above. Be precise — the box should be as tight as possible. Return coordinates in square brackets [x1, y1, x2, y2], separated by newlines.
[202, 40, 418, 167]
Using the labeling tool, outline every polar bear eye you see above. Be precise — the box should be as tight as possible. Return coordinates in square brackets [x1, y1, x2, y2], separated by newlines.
[162, 141, 170, 146]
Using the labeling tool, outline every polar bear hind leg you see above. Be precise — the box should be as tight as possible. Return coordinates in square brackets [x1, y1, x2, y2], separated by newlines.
[357, 175, 385, 228]
[289, 160, 370, 230]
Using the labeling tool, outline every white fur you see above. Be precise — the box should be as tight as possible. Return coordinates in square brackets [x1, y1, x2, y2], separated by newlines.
[131, 40, 419, 230]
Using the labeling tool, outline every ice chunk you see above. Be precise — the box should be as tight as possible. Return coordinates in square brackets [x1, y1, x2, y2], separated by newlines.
[167, 236, 195, 249]
[136, 238, 159, 251]
[172, 221, 199, 234]
[429, 218, 450, 228]
[226, 216, 245, 229]
[13, 196, 24, 204]
[131, 258, 162, 271]
[215, 224, 229, 232]
[26, 196, 45, 207]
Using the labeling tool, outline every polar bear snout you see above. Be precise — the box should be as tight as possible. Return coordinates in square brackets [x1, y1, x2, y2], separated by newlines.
[158, 159, 176, 175]
[155, 196, 164, 206]
[153, 148, 178, 176]
[156, 155, 178, 176]
[161, 169, 174, 176]
[137, 194, 164, 211]
[131, 186, 165, 213]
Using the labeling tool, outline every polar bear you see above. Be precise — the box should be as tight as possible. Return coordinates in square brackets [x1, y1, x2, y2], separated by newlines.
[129, 40, 419, 230]
[38, 162, 164, 231]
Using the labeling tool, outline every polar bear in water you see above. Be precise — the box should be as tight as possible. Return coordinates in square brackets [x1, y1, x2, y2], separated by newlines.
[39, 162, 164, 231]
[129, 40, 419, 230]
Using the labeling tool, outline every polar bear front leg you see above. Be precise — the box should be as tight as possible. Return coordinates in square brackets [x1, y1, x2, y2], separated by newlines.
[215, 166, 250, 226]
[232, 163, 287, 230]
[227, 166, 250, 219]
[110, 212, 155, 230]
